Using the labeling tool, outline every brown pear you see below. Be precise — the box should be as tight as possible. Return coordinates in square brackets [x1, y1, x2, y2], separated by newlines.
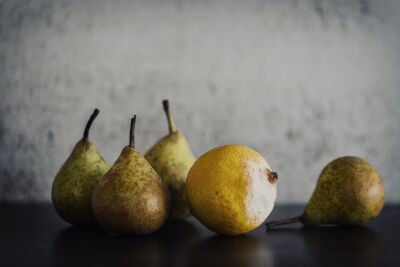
[92, 116, 170, 234]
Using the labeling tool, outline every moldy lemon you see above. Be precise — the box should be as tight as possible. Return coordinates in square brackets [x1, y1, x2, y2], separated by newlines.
[186, 145, 278, 235]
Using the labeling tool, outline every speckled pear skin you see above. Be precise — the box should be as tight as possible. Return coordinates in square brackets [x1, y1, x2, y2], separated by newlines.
[145, 132, 195, 220]
[302, 156, 385, 225]
[52, 138, 109, 225]
[92, 146, 170, 235]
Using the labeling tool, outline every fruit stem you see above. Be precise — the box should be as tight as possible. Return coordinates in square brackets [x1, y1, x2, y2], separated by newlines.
[267, 171, 278, 183]
[83, 109, 99, 140]
[162, 99, 177, 134]
[265, 215, 302, 230]
[129, 115, 136, 148]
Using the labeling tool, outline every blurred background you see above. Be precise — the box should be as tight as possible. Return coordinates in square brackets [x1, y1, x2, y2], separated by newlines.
[0, 0, 399, 203]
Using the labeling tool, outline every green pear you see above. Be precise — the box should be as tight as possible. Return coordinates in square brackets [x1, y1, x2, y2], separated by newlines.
[145, 100, 195, 220]
[266, 156, 385, 229]
[52, 109, 109, 225]
[92, 116, 170, 234]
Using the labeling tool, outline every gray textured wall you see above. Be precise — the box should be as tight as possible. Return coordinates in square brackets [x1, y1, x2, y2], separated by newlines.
[0, 0, 399, 203]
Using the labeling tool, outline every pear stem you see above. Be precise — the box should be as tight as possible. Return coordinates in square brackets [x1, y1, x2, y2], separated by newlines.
[83, 108, 99, 140]
[265, 215, 302, 230]
[129, 115, 136, 148]
[162, 99, 177, 134]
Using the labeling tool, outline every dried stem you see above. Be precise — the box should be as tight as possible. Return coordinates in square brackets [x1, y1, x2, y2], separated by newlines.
[266, 215, 302, 230]
[129, 115, 136, 148]
[83, 109, 99, 139]
[162, 99, 177, 134]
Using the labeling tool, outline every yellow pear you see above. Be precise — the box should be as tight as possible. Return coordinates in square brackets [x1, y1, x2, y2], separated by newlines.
[186, 145, 278, 235]
[145, 100, 195, 220]
[92, 116, 170, 234]
[52, 109, 109, 225]
[266, 156, 385, 229]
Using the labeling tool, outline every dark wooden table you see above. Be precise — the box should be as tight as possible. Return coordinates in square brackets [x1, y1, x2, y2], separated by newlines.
[0, 203, 399, 266]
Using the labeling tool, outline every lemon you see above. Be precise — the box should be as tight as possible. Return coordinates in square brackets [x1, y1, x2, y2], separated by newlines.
[186, 145, 278, 235]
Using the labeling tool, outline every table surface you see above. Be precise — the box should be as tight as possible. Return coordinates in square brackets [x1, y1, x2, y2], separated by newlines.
[1, 203, 399, 267]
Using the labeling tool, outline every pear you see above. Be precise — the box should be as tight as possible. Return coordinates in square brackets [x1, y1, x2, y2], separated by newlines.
[266, 156, 385, 229]
[52, 109, 110, 225]
[145, 100, 195, 220]
[92, 115, 170, 234]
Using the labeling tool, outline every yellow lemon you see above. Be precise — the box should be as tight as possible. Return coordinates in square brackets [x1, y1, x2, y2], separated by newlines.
[186, 145, 278, 235]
